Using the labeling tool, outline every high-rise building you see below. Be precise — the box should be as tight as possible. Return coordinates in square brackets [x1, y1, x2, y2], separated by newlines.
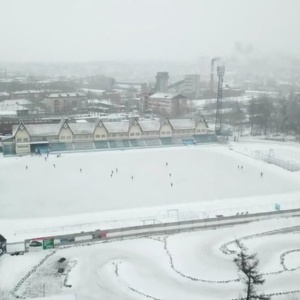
[155, 72, 169, 93]
[183, 74, 200, 98]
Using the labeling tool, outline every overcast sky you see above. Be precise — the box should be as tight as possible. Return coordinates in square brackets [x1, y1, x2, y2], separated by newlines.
[0, 0, 299, 62]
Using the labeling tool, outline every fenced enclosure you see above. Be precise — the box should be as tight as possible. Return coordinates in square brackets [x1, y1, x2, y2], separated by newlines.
[244, 147, 300, 172]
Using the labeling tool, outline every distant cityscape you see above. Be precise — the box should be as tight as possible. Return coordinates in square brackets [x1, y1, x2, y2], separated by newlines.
[0, 57, 300, 139]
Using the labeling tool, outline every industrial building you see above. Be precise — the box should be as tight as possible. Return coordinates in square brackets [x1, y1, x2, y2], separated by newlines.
[182, 74, 201, 98]
[147, 93, 187, 117]
[155, 72, 169, 93]
[43, 92, 87, 114]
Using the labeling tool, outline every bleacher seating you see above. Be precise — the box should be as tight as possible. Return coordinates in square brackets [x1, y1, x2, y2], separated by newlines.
[182, 137, 196, 145]
[94, 141, 109, 149]
[145, 139, 162, 147]
[129, 139, 138, 147]
[3, 144, 15, 156]
[118, 140, 131, 148]
[160, 137, 173, 145]
[136, 139, 146, 147]
[194, 134, 218, 143]
[130, 139, 146, 147]
[50, 143, 68, 152]
[108, 140, 118, 148]
[73, 142, 95, 151]
[65, 143, 74, 151]
[172, 137, 183, 145]
[46, 135, 219, 154]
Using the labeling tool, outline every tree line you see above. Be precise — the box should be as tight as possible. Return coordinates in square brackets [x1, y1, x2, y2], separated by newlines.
[219, 93, 300, 136]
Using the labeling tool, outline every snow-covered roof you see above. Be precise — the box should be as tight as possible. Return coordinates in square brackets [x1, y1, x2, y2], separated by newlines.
[138, 120, 160, 132]
[0, 99, 32, 105]
[47, 93, 85, 98]
[103, 121, 129, 133]
[149, 93, 185, 100]
[13, 124, 61, 136]
[12, 90, 42, 94]
[87, 99, 112, 106]
[0, 92, 9, 96]
[0, 110, 17, 116]
[69, 122, 95, 134]
[0, 103, 29, 111]
[169, 119, 195, 130]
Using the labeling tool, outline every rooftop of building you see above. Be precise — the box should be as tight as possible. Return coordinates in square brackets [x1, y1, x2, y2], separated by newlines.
[46, 93, 86, 98]
[149, 93, 186, 100]
[0, 99, 32, 105]
[10, 115, 207, 137]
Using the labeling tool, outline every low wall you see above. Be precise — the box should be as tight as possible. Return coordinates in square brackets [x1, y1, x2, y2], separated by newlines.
[21, 207, 300, 253]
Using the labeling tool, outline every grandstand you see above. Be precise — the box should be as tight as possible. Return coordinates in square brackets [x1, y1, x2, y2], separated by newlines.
[2, 117, 218, 156]
[160, 137, 173, 145]
[2, 134, 219, 155]
[94, 141, 109, 149]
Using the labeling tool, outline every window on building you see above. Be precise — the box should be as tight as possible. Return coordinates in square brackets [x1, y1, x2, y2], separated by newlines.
[16, 138, 22, 142]
[112, 133, 117, 137]
[130, 132, 134, 136]
[96, 134, 100, 138]
[61, 136, 65, 140]
[67, 136, 71, 139]
[23, 138, 29, 142]
[135, 132, 140, 136]
[101, 134, 106, 138]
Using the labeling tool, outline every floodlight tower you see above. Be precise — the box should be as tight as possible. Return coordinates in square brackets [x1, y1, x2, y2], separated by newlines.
[210, 57, 220, 98]
[215, 65, 225, 135]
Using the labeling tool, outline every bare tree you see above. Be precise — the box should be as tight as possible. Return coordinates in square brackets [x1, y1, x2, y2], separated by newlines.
[234, 240, 270, 300]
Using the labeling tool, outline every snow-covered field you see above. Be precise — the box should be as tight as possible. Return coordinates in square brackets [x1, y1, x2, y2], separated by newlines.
[1, 144, 300, 242]
[1, 142, 300, 300]
[232, 139, 300, 171]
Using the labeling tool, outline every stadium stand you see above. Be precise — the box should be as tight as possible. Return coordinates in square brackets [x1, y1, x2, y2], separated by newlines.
[194, 134, 218, 143]
[182, 138, 196, 145]
[160, 137, 173, 145]
[145, 139, 162, 147]
[172, 137, 184, 145]
[50, 143, 69, 152]
[3, 144, 15, 156]
[136, 139, 146, 147]
[73, 142, 95, 151]
[108, 140, 118, 148]
[116, 140, 131, 148]
[129, 139, 139, 147]
[94, 141, 109, 149]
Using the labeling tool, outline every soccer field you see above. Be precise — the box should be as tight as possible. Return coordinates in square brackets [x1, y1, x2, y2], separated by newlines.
[0, 145, 299, 220]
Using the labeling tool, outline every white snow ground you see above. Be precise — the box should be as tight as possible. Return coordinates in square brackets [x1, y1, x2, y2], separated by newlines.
[1, 217, 300, 300]
[1, 145, 300, 243]
[1, 142, 300, 299]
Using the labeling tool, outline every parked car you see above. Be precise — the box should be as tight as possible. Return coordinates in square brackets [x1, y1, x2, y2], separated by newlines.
[29, 241, 42, 247]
